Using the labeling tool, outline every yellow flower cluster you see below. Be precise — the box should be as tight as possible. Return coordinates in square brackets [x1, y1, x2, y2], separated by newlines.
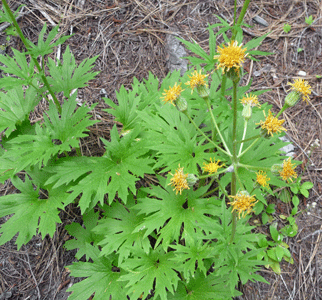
[214, 40, 248, 74]
[229, 192, 258, 219]
[202, 158, 224, 175]
[257, 110, 286, 137]
[288, 79, 312, 103]
[185, 70, 208, 93]
[161, 83, 183, 105]
[256, 171, 270, 188]
[240, 93, 261, 108]
[168, 165, 189, 195]
[279, 157, 297, 182]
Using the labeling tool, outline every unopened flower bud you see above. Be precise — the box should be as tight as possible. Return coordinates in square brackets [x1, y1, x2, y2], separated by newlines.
[242, 104, 252, 121]
[271, 164, 283, 176]
[197, 85, 210, 99]
[187, 174, 198, 186]
[175, 96, 188, 112]
[285, 90, 301, 107]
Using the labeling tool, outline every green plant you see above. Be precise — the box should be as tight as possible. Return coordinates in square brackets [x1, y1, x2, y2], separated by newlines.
[283, 23, 292, 33]
[0, 0, 315, 299]
[305, 15, 314, 26]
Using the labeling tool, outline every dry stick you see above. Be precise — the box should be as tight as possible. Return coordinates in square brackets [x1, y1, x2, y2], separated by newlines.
[280, 274, 294, 299]
[28, 0, 57, 26]
[304, 225, 322, 273]
[25, 251, 41, 300]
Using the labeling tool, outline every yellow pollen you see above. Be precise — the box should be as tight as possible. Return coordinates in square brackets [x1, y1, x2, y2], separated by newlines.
[279, 157, 297, 182]
[257, 110, 286, 136]
[214, 40, 248, 74]
[256, 171, 270, 188]
[168, 165, 190, 195]
[161, 83, 183, 105]
[202, 158, 224, 175]
[287, 79, 312, 103]
[241, 93, 261, 108]
[228, 192, 258, 219]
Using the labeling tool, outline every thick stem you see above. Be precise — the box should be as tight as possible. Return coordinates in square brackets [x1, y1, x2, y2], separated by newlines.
[2, 0, 62, 114]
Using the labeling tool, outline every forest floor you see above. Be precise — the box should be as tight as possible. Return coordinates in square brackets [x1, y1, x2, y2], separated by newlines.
[0, 0, 321, 299]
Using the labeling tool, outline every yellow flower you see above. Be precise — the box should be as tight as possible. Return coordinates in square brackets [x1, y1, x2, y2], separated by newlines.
[203, 158, 224, 175]
[168, 165, 189, 194]
[257, 110, 286, 137]
[185, 70, 208, 93]
[287, 79, 312, 103]
[214, 40, 248, 74]
[229, 191, 258, 219]
[279, 157, 297, 182]
[240, 93, 261, 108]
[256, 171, 270, 188]
[161, 83, 183, 105]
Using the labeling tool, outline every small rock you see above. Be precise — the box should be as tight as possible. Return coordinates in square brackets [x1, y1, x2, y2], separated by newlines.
[297, 70, 307, 76]
[252, 15, 269, 27]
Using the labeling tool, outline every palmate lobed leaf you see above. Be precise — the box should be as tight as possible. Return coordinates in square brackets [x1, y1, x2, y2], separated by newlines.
[67, 251, 127, 300]
[45, 126, 154, 212]
[0, 86, 41, 136]
[0, 176, 68, 249]
[120, 246, 180, 300]
[47, 45, 99, 97]
[2, 95, 97, 172]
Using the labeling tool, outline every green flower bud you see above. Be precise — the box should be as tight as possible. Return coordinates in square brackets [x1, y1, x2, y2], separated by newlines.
[175, 96, 188, 112]
[197, 85, 210, 99]
[285, 90, 301, 107]
[271, 164, 283, 176]
[187, 174, 198, 186]
[242, 104, 252, 121]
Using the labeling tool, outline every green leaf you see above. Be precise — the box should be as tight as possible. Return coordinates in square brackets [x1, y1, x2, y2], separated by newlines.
[167, 271, 240, 299]
[292, 195, 300, 207]
[269, 225, 281, 243]
[93, 196, 151, 263]
[262, 212, 268, 225]
[3, 95, 97, 171]
[0, 49, 35, 88]
[301, 181, 313, 190]
[0, 86, 41, 136]
[47, 45, 99, 97]
[0, 176, 67, 249]
[65, 210, 101, 261]
[266, 203, 276, 214]
[27, 23, 71, 57]
[67, 251, 127, 300]
[46, 126, 154, 211]
[119, 246, 180, 300]
[300, 188, 309, 198]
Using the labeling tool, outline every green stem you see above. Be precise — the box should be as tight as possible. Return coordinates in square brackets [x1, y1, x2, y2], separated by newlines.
[204, 97, 231, 156]
[232, 0, 251, 40]
[229, 79, 239, 244]
[236, 134, 261, 144]
[238, 120, 248, 156]
[275, 103, 290, 118]
[2, 0, 62, 114]
[182, 111, 230, 157]
[237, 137, 260, 159]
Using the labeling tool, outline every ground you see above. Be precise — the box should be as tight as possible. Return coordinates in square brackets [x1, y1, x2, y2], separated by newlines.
[0, 0, 321, 299]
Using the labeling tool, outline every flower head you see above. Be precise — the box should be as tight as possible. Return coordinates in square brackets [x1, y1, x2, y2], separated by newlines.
[287, 79, 312, 103]
[257, 110, 286, 137]
[161, 83, 183, 105]
[229, 191, 258, 219]
[279, 157, 297, 182]
[240, 93, 261, 108]
[256, 171, 270, 188]
[185, 70, 208, 93]
[168, 165, 190, 194]
[203, 158, 224, 175]
[214, 41, 248, 74]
